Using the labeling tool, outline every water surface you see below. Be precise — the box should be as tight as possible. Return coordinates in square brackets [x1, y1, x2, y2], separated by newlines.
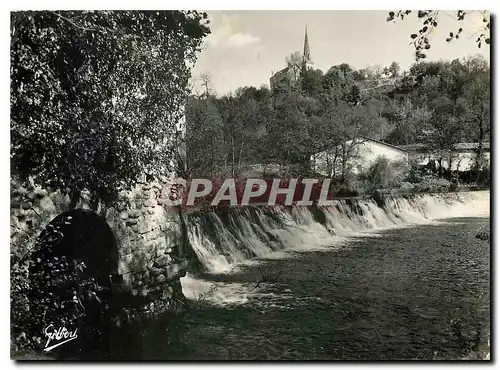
[166, 217, 490, 360]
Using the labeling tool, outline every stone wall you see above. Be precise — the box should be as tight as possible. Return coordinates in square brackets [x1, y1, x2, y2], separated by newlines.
[10, 177, 188, 317]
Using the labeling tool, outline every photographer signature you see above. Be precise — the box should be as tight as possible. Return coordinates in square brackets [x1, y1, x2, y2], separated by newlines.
[43, 324, 78, 352]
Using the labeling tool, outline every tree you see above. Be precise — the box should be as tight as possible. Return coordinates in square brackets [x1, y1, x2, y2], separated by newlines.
[425, 96, 465, 175]
[320, 100, 378, 182]
[352, 69, 367, 81]
[268, 91, 314, 169]
[459, 70, 490, 171]
[285, 51, 304, 82]
[199, 72, 215, 98]
[301, 68, 324, 97]
[185, 96, 225, 177]
[10, 10, 210, 205]
[322, 64, 358, 102]
[387, 10, 490, 60]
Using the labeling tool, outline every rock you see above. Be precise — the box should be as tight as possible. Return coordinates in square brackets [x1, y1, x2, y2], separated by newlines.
[119, 211, 128, 219]
[138, 223, 151, 234]
[476, 230, 490, 241]
[147, 199, 157, 207]
[120, 243, 132, 255]
[128, 209, 141, 218]
[39, 197, 56, 212]
[27, 191, 37, 201]
[165, 261, 188, 281]
[130, 224, 139, 233]
[149, 290, 161, 300]
[150, 267, 162, 277]
[22, 201, 32, 210]
[146, 232, 160, 242]
[154, 255, 171, 268]
[155, 244, 167, 256]
[156, 274, 166, 284]
[34, 189, 46, 199]
[161, 289, 172, 299]
[140, 289, 148, 297]
[125, 218, 138, 226]
[147, 208, 155, 214]
[115, 202, 126, 212]
[11, 197, 21, 208]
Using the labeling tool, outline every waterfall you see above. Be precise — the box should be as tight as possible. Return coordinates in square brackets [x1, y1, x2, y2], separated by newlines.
[185, 191, 489, 274]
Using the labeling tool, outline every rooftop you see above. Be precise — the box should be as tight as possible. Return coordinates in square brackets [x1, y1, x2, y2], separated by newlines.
[400, 142, 490, 152]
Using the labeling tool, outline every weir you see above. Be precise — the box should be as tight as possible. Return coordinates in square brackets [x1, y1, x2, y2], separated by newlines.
[185, 191, 490, 274]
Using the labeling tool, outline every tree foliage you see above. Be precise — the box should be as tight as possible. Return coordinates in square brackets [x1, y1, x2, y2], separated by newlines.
[11, 10, 210, 204]
[387, 10, 490, 60]
[185, 55, 490, 185]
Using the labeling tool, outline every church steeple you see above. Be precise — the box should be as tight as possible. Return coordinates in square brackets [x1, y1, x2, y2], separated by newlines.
[303, 25, 312, 69]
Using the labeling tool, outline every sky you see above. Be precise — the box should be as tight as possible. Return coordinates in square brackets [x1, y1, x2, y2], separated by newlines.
[191, 10, 490, 95]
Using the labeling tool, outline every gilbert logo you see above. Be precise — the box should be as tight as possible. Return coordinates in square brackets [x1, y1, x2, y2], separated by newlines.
[43, 324, 78, 352]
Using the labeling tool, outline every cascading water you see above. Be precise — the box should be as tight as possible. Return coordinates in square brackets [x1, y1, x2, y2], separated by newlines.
[177, 191, 490, 360]
[184, 191, 489, 276]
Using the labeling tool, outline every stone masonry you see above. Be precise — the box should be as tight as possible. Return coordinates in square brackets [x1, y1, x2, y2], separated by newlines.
[10, 176, 188, 318]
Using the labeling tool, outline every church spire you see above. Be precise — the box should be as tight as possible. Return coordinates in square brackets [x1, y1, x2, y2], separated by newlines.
[303, 25, 311, 68]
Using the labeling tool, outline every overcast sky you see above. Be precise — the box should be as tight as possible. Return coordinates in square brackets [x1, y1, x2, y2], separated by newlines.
[192, 10, 490, 95]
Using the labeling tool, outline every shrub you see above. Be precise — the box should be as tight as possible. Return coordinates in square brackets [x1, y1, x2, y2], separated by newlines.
[361, 156, 408, 193]
[412, 175, 451, 193]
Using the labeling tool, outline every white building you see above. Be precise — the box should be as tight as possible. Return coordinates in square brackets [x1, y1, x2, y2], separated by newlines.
[402, 142, 490, 172]
[311, 137, 409, 176]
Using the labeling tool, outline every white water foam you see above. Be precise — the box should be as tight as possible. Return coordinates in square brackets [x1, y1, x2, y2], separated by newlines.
[181, 191, 490, 305]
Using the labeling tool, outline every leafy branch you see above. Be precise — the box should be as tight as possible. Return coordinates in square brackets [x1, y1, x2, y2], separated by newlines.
[387, 10, 490, 60]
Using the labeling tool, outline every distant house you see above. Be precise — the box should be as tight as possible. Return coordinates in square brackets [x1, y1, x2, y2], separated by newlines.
[311, 137, 409, 176]
[270, 66, 297, 90]
[401, 142, 490, 172]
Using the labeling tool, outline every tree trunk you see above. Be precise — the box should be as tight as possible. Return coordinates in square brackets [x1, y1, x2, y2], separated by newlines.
[474, 121, 484, 183]
[231, 137, 235, 177]
[477, 124, 484, 166]
[237, 142, 244, 175]
[69, 189, 81, 210]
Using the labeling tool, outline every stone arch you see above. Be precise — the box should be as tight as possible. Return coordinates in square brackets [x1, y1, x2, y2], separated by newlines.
[28, 209, 118, 358]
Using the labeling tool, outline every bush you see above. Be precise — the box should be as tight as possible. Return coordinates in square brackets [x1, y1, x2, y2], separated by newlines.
[361, 156, 408, 193]
[476, 166, 491, 186]
[11, 257, 33, 355]
[412, 176, 451, 193]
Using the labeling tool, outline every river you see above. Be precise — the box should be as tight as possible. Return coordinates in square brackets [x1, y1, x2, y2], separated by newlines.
[110, 191, 491, 360]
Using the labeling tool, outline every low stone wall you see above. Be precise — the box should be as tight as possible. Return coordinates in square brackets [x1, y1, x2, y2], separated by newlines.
[10, 177, 188, 318]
